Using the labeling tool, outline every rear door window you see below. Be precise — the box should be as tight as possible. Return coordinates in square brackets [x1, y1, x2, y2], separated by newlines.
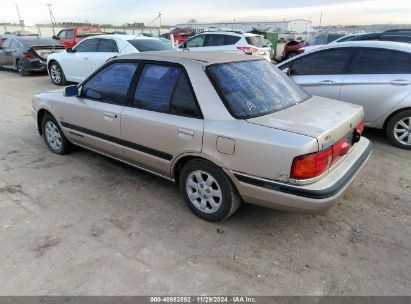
[82, 62, 138, 104]
[290, 48, 354, 75]
[133, 64, 181, 112]
[133, 64, 201, 117]
[205, 34, 227, 46]
[75, 38, 99, 52]
[351, 48, 411, 74]
[97, 39, 119, 52]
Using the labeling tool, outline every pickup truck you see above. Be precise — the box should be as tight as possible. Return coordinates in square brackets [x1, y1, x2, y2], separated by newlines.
[52, 27, 102, 48]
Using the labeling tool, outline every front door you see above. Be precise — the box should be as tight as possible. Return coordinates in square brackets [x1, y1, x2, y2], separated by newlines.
[64, 38, 100, 82]
[59, 62, 139, 157]
[121, 63, 204, 177]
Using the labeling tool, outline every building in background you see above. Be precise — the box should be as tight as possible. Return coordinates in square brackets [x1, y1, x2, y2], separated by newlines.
[175, 19, 312, 34]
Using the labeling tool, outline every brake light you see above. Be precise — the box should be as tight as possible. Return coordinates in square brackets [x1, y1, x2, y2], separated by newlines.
[332, 139, 350, 165]
[237, 46, 258, 54]
[355, 120, 365, 135]
[23, 52, 36, 58]
[291, 148, 333, 179]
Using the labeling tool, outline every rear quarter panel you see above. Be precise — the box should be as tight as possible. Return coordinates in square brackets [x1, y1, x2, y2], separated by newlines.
[202, 120, 318, 182]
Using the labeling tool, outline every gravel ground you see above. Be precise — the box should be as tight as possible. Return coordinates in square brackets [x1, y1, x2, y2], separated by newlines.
[0, 70, 410, 296]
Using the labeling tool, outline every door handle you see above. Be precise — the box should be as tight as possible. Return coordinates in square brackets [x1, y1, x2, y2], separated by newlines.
[390, 79, 411, 86]
[318, 80, 336, 86]
[103, 112, 117, 119]
[178, 128, 194, 139]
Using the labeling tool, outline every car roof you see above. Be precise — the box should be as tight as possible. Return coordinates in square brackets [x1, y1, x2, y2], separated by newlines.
[317, 40, 411, 52]
[84, 34, 159, 41]
[114, 51, 264, 66]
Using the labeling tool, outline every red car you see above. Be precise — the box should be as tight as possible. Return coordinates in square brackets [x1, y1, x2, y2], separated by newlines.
[52, 27, 102, 48]
[162, 28, 194, 45]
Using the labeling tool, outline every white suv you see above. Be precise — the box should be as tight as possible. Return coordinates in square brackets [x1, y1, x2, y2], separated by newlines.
[178, 31, 272, 61]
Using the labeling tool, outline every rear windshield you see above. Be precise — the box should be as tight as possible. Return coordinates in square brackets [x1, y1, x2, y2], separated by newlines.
[127, 39, 175, 52]
[20, 38, 62, 46]
[245, 36, 266, 47]
[207, 60, 310, 119]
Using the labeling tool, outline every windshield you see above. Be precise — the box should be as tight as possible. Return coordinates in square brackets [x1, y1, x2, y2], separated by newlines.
[207, 60, 310, 119]
[246, 36, 266, 47]
[127, 39, 175, 52]
[306, 34, 327, 46]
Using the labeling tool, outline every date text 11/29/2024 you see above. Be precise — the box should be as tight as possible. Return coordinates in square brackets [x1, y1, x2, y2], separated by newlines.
[149, 296, 257, 303]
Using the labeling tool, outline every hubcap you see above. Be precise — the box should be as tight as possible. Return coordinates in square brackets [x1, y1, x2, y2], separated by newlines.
[45, 121, 62, 151]
[17, 61, 23, 74]
[393, 117, 411, 146]
[186, 170, 222, 214]
[50, 65, 62, 84]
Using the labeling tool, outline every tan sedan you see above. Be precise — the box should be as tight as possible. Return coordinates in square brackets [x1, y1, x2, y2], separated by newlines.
[32, 51, 372, 221]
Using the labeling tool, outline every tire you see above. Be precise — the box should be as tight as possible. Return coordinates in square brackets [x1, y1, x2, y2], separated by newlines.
[179, 159, 241, 222]
[48, 61, 67, 85]
[16, 59, 30, 76]
[41, 114, 71, 154]
[386, 110, 411, 149]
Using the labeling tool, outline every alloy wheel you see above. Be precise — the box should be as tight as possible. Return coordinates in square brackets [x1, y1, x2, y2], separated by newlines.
[17, 60, 24, 75]
[393, 117, 411, 146]
[45, 121, 62, 151]
[50, 64, 62, 84]
[186, 170, 223, 214]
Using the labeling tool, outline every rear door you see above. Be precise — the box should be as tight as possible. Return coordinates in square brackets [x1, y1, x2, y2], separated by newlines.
[59, 62, 138, 157]
[121, 62, 204, 177]
[339, 48, 411, 123]
[287, 48, 355, 99]
[63, 38, 100, 82]
[91, 38, 119, 71]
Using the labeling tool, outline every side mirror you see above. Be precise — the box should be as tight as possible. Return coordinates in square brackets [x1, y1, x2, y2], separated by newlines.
[64, 85, 79, 97]
[52, 35, 59, 40]
[66, 47, 75, 53]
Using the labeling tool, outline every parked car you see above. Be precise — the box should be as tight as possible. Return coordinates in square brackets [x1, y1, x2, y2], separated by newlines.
[47, 35, 175, 85]
[277, 41, 411, 149]
[178, 31, 272, 61]
[32, 52, 371, 221]
[0, 36, 65, 76]
[53, 27, 103, 48]
[300, 30, 411, 54]
[282, 33, 345, 60]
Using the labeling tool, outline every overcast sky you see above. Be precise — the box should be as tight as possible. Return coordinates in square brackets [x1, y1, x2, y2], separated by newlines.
[1, 0, 411, 26]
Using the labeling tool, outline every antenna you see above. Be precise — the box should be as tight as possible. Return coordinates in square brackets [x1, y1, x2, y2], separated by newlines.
[46, 3, 57, 35]
[147, 12, 162, 27]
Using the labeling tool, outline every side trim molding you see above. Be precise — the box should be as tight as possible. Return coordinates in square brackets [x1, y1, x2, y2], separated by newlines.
[61, 122, 173, 161]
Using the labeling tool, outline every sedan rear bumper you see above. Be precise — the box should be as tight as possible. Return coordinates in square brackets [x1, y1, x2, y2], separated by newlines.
[226, 137, 372, 212]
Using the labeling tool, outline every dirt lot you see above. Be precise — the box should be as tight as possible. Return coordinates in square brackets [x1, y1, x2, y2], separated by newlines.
[0, 70, 410, 296]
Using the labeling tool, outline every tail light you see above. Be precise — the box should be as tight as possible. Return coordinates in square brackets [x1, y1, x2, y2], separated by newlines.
[353, 120, 365, 144]
[291, 148, 333, 179]
[237, 46, 258, 54]
[298, 48, 305, 54]
[291, 138, 353, 180]
[23, 52, 36, 58]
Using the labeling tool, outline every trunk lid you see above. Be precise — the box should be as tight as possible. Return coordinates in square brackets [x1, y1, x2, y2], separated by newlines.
[246, 96, 364, 150]
[31, 45, 65, 60]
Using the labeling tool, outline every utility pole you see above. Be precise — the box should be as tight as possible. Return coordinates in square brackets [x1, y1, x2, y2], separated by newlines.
[319, 11, 323, 28]
[46, 4, 56, 35]
[15, 4, 23, 29]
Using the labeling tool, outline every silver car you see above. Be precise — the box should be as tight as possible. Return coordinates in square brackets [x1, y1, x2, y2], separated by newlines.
[32, 52, 371, 221]
[277, 41, 411, 149]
